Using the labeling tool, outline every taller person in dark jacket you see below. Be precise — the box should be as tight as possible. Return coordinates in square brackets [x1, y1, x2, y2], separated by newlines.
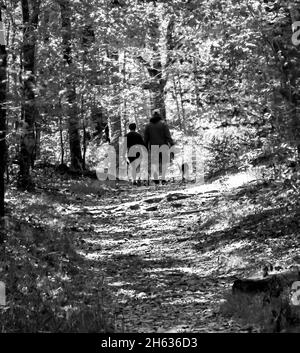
[144, 111, 174, 184]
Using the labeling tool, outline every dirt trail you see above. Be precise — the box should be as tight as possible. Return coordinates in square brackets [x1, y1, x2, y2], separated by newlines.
[72, 176, 257, 333]
[6, 169, 299, 332]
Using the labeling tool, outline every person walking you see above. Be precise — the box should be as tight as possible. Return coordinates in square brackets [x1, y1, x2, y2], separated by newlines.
[144, 110, 174, 185]
[126, 123, 145, 185]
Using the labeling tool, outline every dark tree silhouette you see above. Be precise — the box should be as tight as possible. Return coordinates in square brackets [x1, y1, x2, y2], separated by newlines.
[0, 7, 7, 243]
[18, 0, 40, 190]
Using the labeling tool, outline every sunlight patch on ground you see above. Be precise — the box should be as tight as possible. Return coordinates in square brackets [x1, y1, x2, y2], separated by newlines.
[164, 297, 210, 306]
[82, 238, 102, 245]
[108, 281, 132, 288]
[221, 170, 260, 189]
[143, 267, 180, 274]
[170, 267, 199, 275]
[205, 219, 231, 234]
[139, 221, 179, 233]
[82, 238, 130, 247]
[219, 254, 248, 271]
[77, 251, 106, 260]
[219, 240, 252, 254]
[94, 226, 131, 235]
[115, 288, 137, 298]
[185, 183, 221, 195]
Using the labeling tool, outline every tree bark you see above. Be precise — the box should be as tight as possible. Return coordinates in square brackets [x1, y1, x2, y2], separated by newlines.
[266, 2, 300, 160]
[288, 4, 300, 159]
[176, 68, 186, 132]
[59, 117, 64, 165]
[172, 74, 182, 128]
[107, 50, 122, 147]
[139, 57, 166, 120]
[81, 95, 86, 170]
[18, 0, 40, 190]
[192, 57, 202, 118]
[121, 50, 128, 136]
[59, 0, 83, 172]
[34, 121, 41, 161]
[138, 11, 175, 120]
[0, 8, 7, 243]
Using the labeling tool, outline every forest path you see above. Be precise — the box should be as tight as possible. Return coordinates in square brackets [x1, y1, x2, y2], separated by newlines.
[9, 169, 290, 332]
[71, 172, 260, 332]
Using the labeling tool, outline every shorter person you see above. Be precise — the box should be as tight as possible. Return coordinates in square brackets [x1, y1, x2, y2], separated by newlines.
[126, 123, 145, 185]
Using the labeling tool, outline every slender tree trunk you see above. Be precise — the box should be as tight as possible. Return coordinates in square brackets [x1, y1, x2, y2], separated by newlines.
[193, 57, 202, 118]
[105, 47, 123, 180]
[80, 24, 94, 171]
[59, 0, 83, 171]
[81, 95, 86, 170]
[0, 8, 7, 243]
[176, 69, 186, 132]
[121, 51, 127, 135]
[82, 122, 86, 170]
[148, 90, 152, 118]
[172, 74, 182, 129]
[140, 12, 175, 120]
[138, 9, 173, 120]
[58, 97, 65, 165]
[34, 121, 41, 161]
[140, 58, 166, 119]
[108, 50, 122, 144]
[59, 120, 64, 165]
[288, 4, 300, 159]
[133, 106, 139, 130]
[18, 0, 40, 190]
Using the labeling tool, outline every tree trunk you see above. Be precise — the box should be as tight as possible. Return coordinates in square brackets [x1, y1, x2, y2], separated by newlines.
[138, 10, 175, 120]
[121, 50, 128, 136]
[34, 121, 41, 161]
[0, 8, 7, 243]
[81, 95, 86, 170]
[176, 69, 186, 132]
[107, 49, 122, 143]
[18, 0, 40, 190]
[193, 57, 202, 117]
[288, 5, 300, 159]
[59, 0, 83, 172]
[140, 57, 167, 119]
[82, 121, 86, 170]
[172, 74, 182, 129]
[59, 118, 64, 165]
[105, 47, 124, 181]
[57, 97, 65, 165]
[267, 2, 300, 161]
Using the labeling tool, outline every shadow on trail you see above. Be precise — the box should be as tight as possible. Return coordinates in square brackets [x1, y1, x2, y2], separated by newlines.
[85, 252, 229, 332]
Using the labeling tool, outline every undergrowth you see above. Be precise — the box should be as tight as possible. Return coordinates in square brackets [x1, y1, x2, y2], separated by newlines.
[0, 220, 119, 332]
[220, 290, 300, 333]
